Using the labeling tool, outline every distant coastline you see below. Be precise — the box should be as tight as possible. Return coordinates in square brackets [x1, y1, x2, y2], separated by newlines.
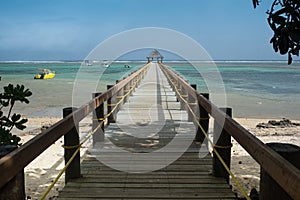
[0, 60, 299, 64]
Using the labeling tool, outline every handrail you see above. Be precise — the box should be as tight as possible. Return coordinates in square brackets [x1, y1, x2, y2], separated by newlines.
[0, 63, 150, 189]
[159, 63, 300, 199]
[2, 62, 299, 199]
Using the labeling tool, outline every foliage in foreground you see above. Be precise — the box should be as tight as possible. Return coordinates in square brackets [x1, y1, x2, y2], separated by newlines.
[0, 84, 32, 146]
[253, 0, 300, 64]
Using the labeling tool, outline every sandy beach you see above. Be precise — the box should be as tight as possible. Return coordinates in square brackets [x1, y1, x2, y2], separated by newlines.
[18, 117, 300, 199]
[232, 118, 300, 197]
[19, 117, 92, 200]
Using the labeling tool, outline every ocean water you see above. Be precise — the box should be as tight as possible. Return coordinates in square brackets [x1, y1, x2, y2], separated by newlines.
[0, 62, 142, 117]
[0, 61, 299, 119]
[168, 61, 300, 119]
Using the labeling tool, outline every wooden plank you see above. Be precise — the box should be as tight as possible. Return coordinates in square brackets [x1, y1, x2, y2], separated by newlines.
[58, 189, 236, 199]
[57, 63, 235, 200]
[70, 177, 228, 184]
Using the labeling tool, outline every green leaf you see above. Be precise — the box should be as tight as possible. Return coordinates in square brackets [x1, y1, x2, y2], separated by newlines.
[271, 15, 286, 25]
[279, 35, 289, 55]
[4, 84, 13, 94]
[11, 113, 21, 122]
[0, 83, 31, 146]
[0, 127, 21, 146]
[14, 118, 28, 130]
[288, 53, 292, 65]
[1, 116, 13, 127]
[19, 118, 28, 124]
[252, 0, 259, 8]
[273, 8, 287, 17]
[15, 123, 26, 130]
[0, 100, 9, 107]
[290, 29, 300, 42]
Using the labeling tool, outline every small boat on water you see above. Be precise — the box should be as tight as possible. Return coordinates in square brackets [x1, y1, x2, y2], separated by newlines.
[124, 64, 131, 68]
[34, 69, 55, 79]
[101, 61, 110, 68]
[84, 60, 93, 66]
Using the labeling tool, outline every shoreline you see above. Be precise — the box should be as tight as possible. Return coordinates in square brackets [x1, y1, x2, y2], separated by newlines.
[18, 116, 300, 199]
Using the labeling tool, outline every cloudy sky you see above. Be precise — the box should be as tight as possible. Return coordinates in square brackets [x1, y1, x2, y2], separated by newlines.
[0, 0, 291, 61]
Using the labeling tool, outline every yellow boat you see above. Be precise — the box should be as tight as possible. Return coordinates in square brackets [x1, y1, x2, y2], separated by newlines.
[34, 69, 55, 79]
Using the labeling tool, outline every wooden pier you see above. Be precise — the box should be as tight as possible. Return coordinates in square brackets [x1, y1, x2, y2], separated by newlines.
[1, 60, 300, 200]
[57, 63, 236, 199]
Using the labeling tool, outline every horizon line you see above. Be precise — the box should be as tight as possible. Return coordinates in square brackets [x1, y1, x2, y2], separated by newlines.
[0, 59, 298, 63]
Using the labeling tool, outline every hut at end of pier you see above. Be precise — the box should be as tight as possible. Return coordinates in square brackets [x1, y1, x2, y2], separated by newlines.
[147, 49, 164, 63]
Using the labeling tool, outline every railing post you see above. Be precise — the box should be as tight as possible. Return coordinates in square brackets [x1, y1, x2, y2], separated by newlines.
[180, 86, 187, 110]
[260, 143, 300, 200]
[136, 73, 141, 87]
[92, 92, 104, 145]
[0, 146, 25, 200]
[107, 85, 116, 124]
[63, 107, 81, 183]
[195, 93, 209, 143]
[188, 84, 197, 122]
[212, 107, 232, 184]
[129, 79, 134, 96]
[177, 77, 181, 94]
[116, 80, 124, 112]
[124, 80, 129, 103]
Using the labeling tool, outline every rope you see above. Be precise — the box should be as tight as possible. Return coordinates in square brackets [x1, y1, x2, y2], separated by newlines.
[197, 117, 210, 121]
[213, 144, 233, 149]
[61, 144, 82, 149]
[93, 118, 106, 121]
[159, 64, 250, 200]
[40, 145, 81, 200]
[41, 64, 150, 200]
[40, 121, 104, 200]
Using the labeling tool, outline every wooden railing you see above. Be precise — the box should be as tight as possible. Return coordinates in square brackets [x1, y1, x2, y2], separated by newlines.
[159, 63, 300, 199]
[1, 62, 299, 199]
[0, 63, 150, 191]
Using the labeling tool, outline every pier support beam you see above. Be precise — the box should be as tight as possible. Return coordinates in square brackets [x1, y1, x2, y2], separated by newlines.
[188, 84, 197, 122]
[180, 86, 188, 110]
[213, 107, 232, 184]
[92, 92, 104, 145]
[0, 146, 25, 200]
[107, 85, 116, 124]
[116, 80, 124, 112]
[63, 107, 81, 183]
[260, 143, 300, 200]
[195, 93, 209, 143]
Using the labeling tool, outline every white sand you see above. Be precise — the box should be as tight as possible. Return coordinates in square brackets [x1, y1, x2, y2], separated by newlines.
[232, 118, 300, 198]
[19, 117, 92, 200]
[18, 117, 63, 200]
[19, 117, 300, 199]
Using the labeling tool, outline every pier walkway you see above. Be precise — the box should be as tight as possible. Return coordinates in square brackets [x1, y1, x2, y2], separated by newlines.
[1, 61, 300, 199]
[57, 63, 236, 199]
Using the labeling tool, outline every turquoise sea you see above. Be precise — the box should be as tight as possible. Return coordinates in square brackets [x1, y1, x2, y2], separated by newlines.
[170, 61, 300, 119]
[0, 61, 299, 119]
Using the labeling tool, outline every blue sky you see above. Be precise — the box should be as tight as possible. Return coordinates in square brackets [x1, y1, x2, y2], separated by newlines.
[0, 0, 292, 61]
